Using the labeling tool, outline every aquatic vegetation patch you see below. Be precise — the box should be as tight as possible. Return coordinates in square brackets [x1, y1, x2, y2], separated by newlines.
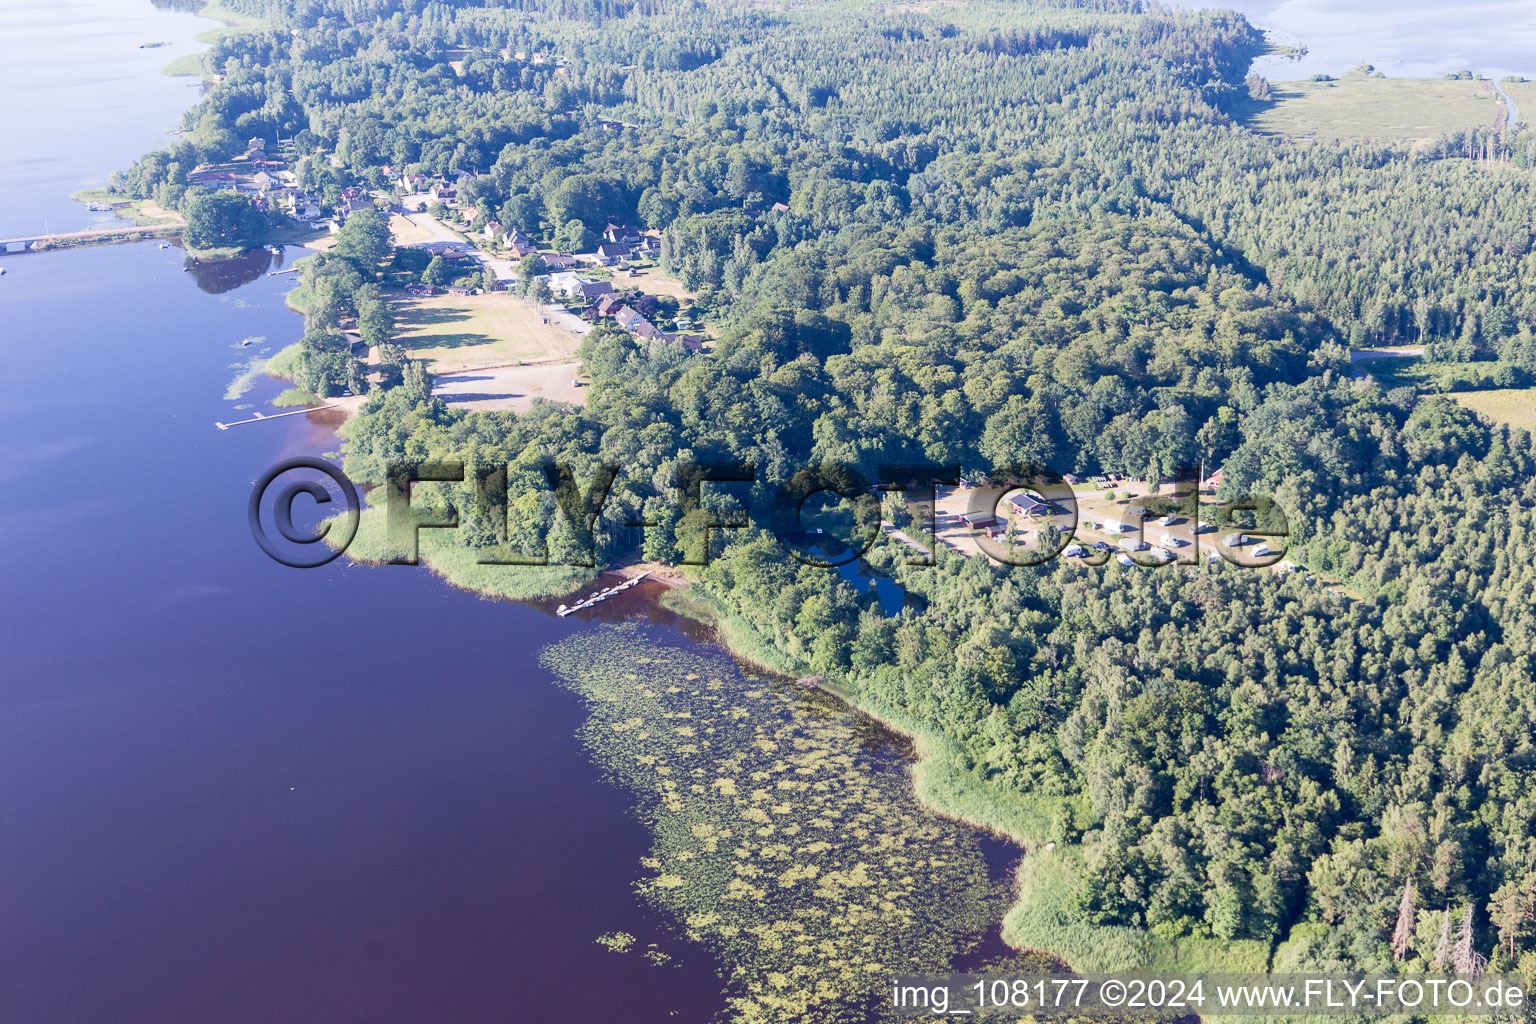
[596, 931, 636, 953]
[542, 625, 1006, 1024]
[223, 352, 270, 401]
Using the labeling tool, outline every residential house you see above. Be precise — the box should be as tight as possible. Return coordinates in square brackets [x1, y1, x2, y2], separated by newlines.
[548, 273, 614, 301]
[483, 221, 503, 242]
[664, 334, 706, 352]
[603, 223, 642, 244]
[542, 253, 579, 270]
[404, 283, 436, 297]
[593, 294, 622, 319]
[399, 172, 428, 192]
[194, 171, 237, 190]
[592, 242, 629, 264]
[612, 305, 648, 332]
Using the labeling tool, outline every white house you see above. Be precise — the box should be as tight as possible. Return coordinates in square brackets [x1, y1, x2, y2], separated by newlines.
[548, 272, 614, 301]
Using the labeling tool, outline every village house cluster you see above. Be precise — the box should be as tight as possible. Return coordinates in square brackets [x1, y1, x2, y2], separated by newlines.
[182, 134, 708, 351]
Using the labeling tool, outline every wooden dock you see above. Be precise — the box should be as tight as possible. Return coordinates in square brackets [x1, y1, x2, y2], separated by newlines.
[216, 404, 336, 430]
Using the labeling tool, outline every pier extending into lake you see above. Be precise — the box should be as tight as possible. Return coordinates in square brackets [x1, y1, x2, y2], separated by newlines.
[0, 223, 181, 255]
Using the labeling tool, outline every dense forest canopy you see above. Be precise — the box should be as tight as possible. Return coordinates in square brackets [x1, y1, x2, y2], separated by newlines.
[131, 0, 1536, 992]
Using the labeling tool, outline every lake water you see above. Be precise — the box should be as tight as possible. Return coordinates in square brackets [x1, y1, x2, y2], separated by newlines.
[0, 0, 216, 237]
[1187, 0, 1536, 81]
[0, 243, 741, 1023]
[0, 3, 1014, 1020]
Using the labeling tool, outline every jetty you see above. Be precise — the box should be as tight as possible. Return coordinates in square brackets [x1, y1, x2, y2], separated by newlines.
[1, 223, 182, 255]
[215, 404, 337, 430]
[555, 571, 650, 616]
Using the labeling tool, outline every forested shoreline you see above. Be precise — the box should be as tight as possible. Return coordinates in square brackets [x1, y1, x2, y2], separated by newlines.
[118, 0, 1536, 1002]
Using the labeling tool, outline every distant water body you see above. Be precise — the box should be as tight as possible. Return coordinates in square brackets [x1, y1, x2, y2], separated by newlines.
[1187, 0, 1536, 81]
[0, 0, 218, 237]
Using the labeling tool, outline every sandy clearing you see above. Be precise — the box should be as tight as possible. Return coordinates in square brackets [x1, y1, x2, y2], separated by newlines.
[431, 361, 587, 413]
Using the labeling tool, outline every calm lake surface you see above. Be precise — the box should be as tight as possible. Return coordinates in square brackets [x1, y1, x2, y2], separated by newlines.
[1186, 0, 1536, 81]
[0, 243, 735, 1023]
[0, 3, 1013, 1021]
[0, 0, 216, 237]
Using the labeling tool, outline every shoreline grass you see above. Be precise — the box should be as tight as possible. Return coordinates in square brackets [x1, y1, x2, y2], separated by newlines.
[657, 580, 1282, 974]
[161, 1, 269, 78]
[335, 506, 598, 601]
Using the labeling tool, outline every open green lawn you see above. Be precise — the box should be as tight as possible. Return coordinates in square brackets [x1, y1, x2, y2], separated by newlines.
[1451, 388, 1536, 431]
[392, 291, 578, 371]
[1243, 73, 1499, 143]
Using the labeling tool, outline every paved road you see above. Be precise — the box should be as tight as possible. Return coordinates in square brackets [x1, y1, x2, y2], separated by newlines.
[1493, 78, 1520, 129]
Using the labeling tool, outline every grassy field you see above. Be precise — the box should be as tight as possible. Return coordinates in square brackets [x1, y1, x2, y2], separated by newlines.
[1451, 388, 1536, 431]
[618, 265, 697, 303]
[392, 291, 579, 370]
[333, 507, 596, 600]
[1244, 73, 1499, 143]
[1002, 847, 1273, 973]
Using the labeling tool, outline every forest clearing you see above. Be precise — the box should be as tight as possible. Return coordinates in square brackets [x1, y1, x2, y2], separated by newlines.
[1247, 72, 1502, 142]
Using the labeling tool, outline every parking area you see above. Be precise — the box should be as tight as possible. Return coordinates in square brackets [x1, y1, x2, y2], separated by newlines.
[909, 481, 1299, 573]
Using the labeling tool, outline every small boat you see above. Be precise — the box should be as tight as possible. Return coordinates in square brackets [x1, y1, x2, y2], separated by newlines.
[556, 604, 568, 614]
[86, 201, 113, 212]
[157, 242, 170, 249]
[268, 245, 283, 255]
